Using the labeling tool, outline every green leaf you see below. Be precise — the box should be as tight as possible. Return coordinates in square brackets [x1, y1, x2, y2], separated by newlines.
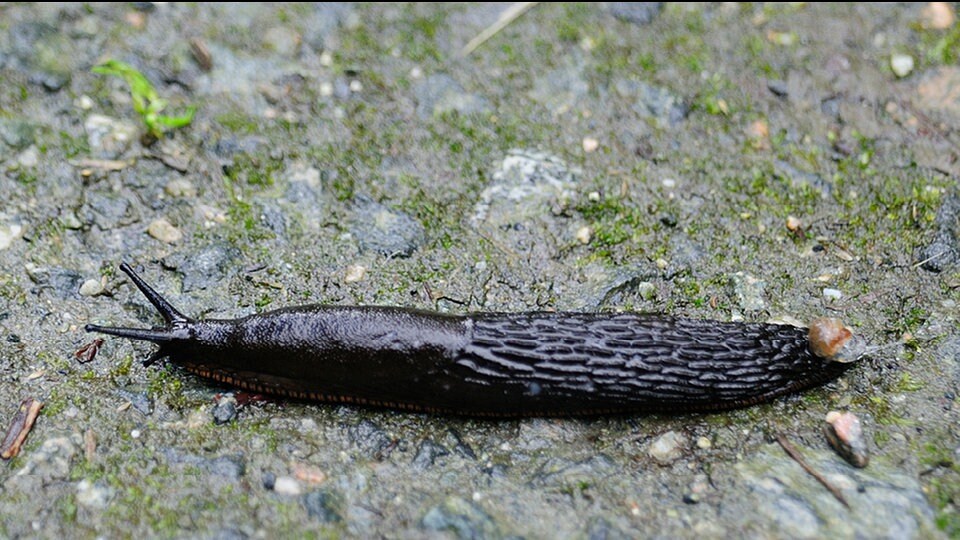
[92, 59, 195, 138]
[155, 107, 196, 129]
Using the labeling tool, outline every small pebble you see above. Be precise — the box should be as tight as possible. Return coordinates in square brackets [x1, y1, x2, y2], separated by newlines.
[148, 218, 183, 243]
[921, 2, 955, 29]
[824, 411, 869, 468]
[745, 120, 769, 148]
[890, 54, 915, 78]
[648, 431, 686, 465]
[683, 474, 711, 504]
[76, 479, 114, 509]
[822, 288, 843, 301]
[319, 51, 334, 67]
[199, 204, 227, 226]
[344, 264, 366, 283]
[766, 79, 788, 97]
[349, 80, 363, 92]
[636, 281, 656, 301]
[273, 476, 302, 496]
[0, 223, 23, 250]
[785, 215, 802, 232]
[212, 395, 238, 425]
[79, 278, 104, 297]
[319, 82, 334, 97]
[291, 462, 327, 485]
[662, 178, 677, 188]
[263, 26, 301, 56]
[165, 179, 197, 198]
[582, 137, 599, 153]
[728, 271, 767, 312]
[17, 146, 39, 168]
[262, 471, 276, 490]
[696, 436, 712, 449]
[76, 95, 94, 110]
[575, 226, 592, 244]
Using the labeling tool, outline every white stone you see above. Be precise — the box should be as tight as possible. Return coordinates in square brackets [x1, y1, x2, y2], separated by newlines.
[273, 476, 302, 495]
[148, 218, 183, 243]
[890, 54, 914, 78]
[823, 288, 843, 301]
[649, 431, 687, 465]
[165, 178, 197, 198]
[344, 264, 366, 283]
[76, 479, 114, 508]
[17, 146, 39, 168]
[79, 278, 104, 297]
[0, 223, 23, 250]
[575, 226, 592, 244]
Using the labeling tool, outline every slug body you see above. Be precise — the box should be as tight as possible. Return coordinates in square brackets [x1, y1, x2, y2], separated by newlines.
[85, 264, 860, 417]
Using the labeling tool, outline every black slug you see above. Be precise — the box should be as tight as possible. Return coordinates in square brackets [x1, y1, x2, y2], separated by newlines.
[84, 263, 864, 417]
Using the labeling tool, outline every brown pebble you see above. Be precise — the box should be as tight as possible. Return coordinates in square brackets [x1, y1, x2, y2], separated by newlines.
[808, 318, 853, 360]
[786, 215, 802, 233]
[291, 462, 327, 485]
[921, 2, 955, 29]
[824, 411, 869, 468]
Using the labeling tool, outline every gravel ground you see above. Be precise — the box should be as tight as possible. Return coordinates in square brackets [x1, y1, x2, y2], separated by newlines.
[0, 3, 958, 538]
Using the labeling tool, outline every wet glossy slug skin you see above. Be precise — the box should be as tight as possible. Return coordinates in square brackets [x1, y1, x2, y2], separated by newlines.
[86, 264, 856, 417]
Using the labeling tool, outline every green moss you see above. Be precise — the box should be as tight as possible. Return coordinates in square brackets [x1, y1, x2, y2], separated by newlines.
[557, 3, 590, 44]
[110, 355, 134, 379]
[147, 366, 186, 410]
[42, 386, 68, 417]
[216, 112, 260, 134]
[57, 493, 78, 524]
[919, 23, 960, 65]
[0, 273, 26, 303]
[916, 436, 960, 535]
[224, 152, 283, 188]
[58, 130, 90, 158]
[402, 11, 446, 62]
[254, 293, 273, 310]
[893, 372, 926, 392]
[864, 395, 916, 427]
[15, 169, 38, 185]
[575, 194, 653, 264]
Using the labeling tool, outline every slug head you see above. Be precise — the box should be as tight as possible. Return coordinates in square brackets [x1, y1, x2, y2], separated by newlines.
[84, 262, 197, 366]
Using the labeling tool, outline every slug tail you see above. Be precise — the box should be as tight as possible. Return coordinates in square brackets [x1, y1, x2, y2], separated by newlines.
[118, 262, 190, 324]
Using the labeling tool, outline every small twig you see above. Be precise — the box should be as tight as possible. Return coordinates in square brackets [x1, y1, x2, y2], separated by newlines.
[69, 158, 131, 171]
[142, 151, 190, 173]
[460, 2, 539, 57]
[776, 434, 850, 509]
[1, 398, 44, 459]
[913, 249, 947, 269]
[189, 37, 213, 72]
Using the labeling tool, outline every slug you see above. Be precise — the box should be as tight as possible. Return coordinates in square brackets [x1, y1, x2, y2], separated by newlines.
[85, 263, 864, 417]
